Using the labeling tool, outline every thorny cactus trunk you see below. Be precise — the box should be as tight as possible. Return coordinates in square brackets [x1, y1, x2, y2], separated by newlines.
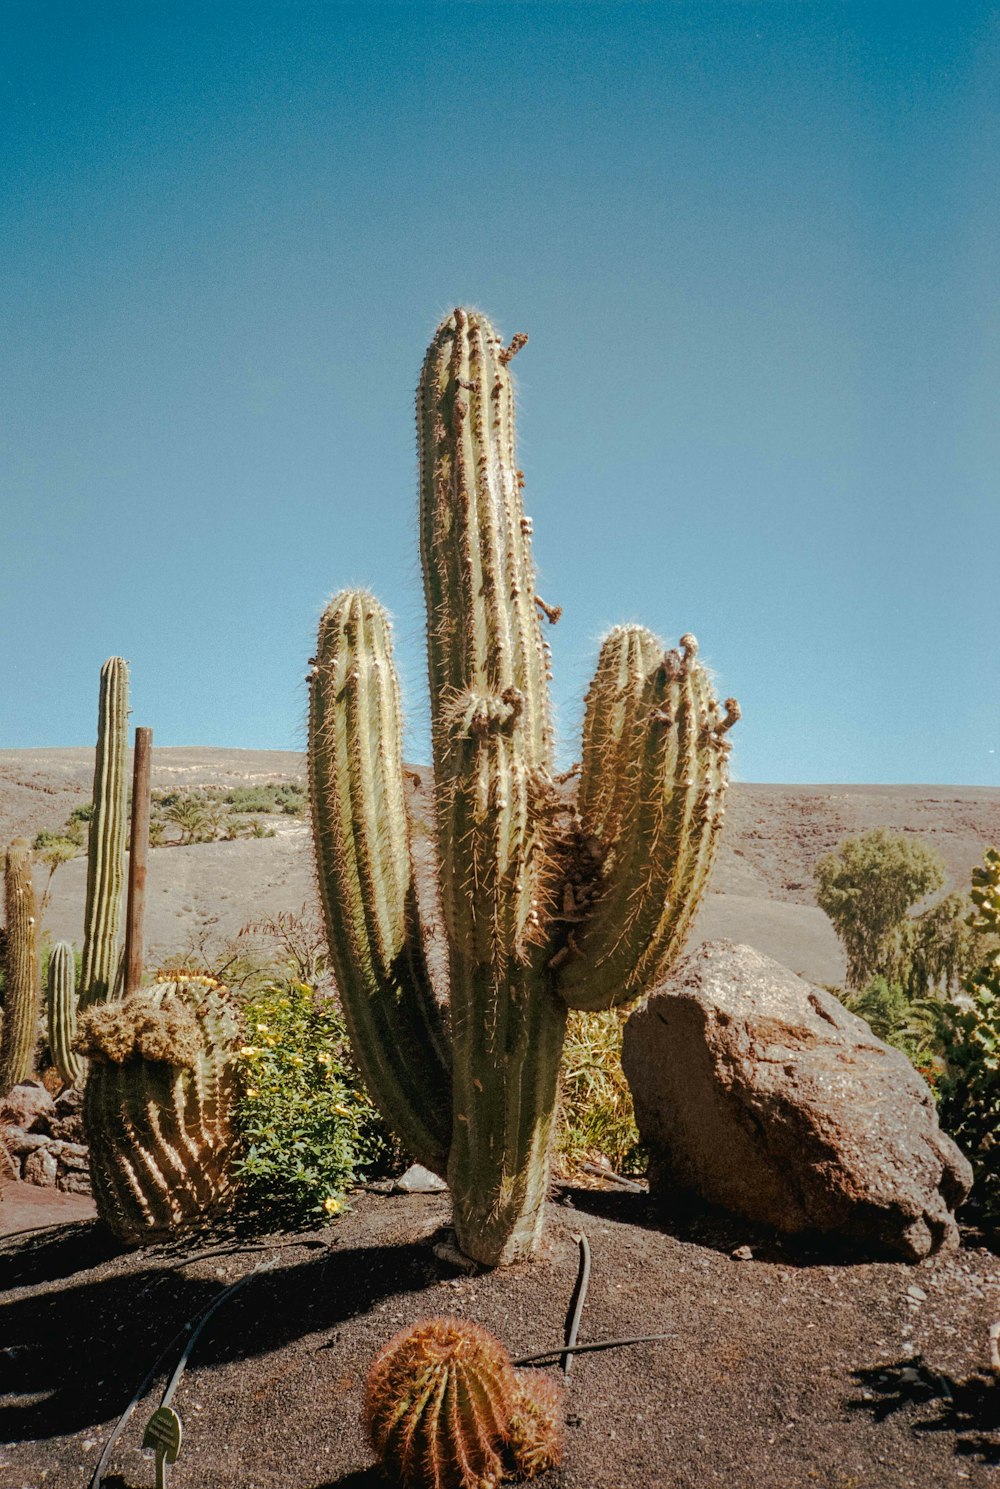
[80, 656, 130, 1008]
[1, 839, 41, 1094]
[47, 940, 82, 1088]
[77, 976, 241, 1244]
[309, 307, 739, 1265]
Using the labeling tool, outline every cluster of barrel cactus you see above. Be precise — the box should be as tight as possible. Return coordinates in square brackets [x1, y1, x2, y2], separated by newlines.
[76, 974, 241, 1243]
[364, 1316, 562, 1489]
[309, 307, 739, 1264]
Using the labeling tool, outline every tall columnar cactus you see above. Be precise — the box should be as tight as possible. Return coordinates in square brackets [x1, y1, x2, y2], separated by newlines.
[76, 976, 241, 1243]
[309, 307, 740, 1264]
[0, 839, 41, 1093]
[80, 656, 130, 1008]
[363, 1317, 563, 1489]
[47, 940, 82, 1087]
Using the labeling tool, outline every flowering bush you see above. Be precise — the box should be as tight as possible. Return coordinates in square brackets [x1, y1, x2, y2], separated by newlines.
[234, 980, 397, 1226]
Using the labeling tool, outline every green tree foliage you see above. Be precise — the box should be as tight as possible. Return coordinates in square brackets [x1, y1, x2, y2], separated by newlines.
[815, 830, 947, 989]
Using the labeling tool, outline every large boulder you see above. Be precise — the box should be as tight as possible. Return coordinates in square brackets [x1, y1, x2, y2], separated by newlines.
[0, 1080, 56, 1132]
[622, 941, 972, 1260]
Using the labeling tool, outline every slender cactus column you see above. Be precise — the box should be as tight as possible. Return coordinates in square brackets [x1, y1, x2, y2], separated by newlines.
[47, 940, 82, 1087]
[80, 657, 130, 1007]
[1, 839, 41, 1093]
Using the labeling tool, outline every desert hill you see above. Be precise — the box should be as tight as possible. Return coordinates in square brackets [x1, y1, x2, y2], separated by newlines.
[2, 747, 999, 989]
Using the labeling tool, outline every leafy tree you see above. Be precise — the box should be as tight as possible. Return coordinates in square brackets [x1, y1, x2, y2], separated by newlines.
[815, 830, 945, 989]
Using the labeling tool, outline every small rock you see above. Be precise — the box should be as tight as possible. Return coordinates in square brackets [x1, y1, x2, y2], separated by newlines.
[23, 1145, 59, 1187]
[393, 1164, 448, 1194]
[0, 1080, 56, 1131]
[54, 1086, 84, 1117]
[56, 1170, 92, 1195]
[2, 1127, 51, 1156]
[907, 1284, 928, 1302]
[58, 1144, 89, 1171]
[732, 1245, 754, 1261]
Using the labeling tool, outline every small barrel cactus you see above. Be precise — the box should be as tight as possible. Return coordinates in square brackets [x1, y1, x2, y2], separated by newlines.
[1, 838, 41, 1094]
[76, 975, 241, 1243]
[363, 1316, 563, 1489]
[47, 940, 82, 1087]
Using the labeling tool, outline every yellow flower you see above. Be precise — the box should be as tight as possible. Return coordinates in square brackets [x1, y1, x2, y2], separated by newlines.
[246, 1087, 258, 1099]
[289, 1054, 304, 1067]
[240, 1045, 258, 1057]
[316, 1051, 332, 1065]
[333, 1103, 352, 1117]
[322, 1196, 343, 1215]
[255, 1022, 269, 1034]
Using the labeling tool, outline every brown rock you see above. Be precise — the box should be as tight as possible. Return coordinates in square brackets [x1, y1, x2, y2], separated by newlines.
[622, 941, 973, 1261]
[22, 1145, 59, 1188]
[56, 1169, 92, 1195]
[0, 1080, 56, 1131]
[57, 1144, 89, 1171]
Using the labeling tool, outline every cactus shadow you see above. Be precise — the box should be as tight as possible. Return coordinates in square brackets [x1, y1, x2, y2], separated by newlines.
[0, 1236, 437, 1444]
[849, 1356, 1000, 1464]
[0, 1217, 122, 1290]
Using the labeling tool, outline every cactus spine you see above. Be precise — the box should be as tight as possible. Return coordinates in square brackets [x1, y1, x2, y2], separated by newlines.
[77, 976, 240, 1243]
[1, 839, 41, 1093]
[47, 940, 81, 1087]
[309, 307, 739, 1265]
[80, 656, 129, 1008]
[363, 1317, 562, 1489]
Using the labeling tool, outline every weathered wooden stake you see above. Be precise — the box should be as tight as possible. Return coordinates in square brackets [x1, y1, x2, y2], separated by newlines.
[124, 726, 152, 997]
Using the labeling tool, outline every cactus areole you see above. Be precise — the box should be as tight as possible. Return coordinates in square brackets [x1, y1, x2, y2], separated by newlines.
[308, 307, 739, 1265]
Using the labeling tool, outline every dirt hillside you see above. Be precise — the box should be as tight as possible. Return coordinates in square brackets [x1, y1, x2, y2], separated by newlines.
[1, 747, 999, 988]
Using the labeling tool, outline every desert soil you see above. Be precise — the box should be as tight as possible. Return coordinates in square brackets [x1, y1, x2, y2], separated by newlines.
[2, 749, 1000, 1486]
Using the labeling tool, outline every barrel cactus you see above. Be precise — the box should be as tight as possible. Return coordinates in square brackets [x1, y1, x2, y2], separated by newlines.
[0, 838, 41, 1094]
[80, 655, 130, 1008]
[76, 975, 241, 1243]
[47, 940, 82, 1087]
[363, 1316, 563, 1489]
[309, 307, 739, 1264]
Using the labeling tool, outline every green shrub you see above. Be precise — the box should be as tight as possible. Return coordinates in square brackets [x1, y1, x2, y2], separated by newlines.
[234, 980, 397, 1226]
[934, 849, 1000, 1228]
[555, 1008, 643, 1177]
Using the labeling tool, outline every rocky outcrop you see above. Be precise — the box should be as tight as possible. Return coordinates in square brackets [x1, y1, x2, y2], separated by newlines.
[0, 1083, 90, 1196]
[622, 941, 972, 1260]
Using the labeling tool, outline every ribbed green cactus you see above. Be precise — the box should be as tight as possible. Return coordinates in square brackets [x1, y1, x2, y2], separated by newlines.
[363, 1316, 562, 1489]
[0, 839, 41, 1094]
[80, 656, 129, 1008]
[47, 940, 81, 1088]
[77, 975, 241, 1243]
[309, 307, 739, 1264]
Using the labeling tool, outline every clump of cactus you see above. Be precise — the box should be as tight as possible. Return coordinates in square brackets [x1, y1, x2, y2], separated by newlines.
[0, 838, 41, 1093]
[76, 975, 241, 1243]
[309, 307, 739, 1264]
[363, 1316, 563, 1489]
[47, 940, 82, 1087]
[80, 656, 130, 1008]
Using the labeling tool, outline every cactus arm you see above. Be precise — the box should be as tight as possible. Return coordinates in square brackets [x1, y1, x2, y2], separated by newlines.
[418, 308, 566, 1264]
[309, 591, 452, 1177]
[554, 633, 737, 1012]
[47, 940, 82, 1087]
[0, 838, 41, 1093]
[80, 656, 130, 1007]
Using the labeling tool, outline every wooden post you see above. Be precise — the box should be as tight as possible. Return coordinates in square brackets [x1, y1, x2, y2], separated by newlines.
[124, 727, 152, 997]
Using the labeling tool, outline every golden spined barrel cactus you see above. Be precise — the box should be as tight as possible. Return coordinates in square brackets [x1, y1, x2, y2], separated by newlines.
[363, 1317, 563, 1489]
[76, 975, 241, 1244]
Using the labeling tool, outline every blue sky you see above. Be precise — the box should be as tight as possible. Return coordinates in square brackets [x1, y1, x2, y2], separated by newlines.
[3, 2, 997, 783]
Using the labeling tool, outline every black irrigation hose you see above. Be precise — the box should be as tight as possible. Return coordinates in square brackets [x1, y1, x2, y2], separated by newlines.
[561, 1232, 591, 1377]
[90, 1259, 273, 1488]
